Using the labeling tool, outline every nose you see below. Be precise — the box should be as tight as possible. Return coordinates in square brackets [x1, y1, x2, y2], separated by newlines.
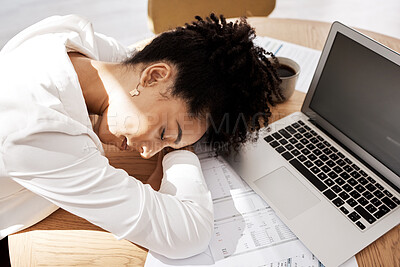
[140, 146, 155, 159]
[140, 144, 165, 159]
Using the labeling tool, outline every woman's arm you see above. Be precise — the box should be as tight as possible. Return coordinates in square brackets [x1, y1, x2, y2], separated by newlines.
[145, 150, 164, 191]
[4, 129, 213, 259]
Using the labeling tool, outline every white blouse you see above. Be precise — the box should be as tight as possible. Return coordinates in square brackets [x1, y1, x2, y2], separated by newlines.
[0, 15, 213, 259]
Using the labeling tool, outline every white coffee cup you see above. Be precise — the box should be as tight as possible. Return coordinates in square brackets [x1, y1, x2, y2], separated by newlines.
[271, 57, 300, 103]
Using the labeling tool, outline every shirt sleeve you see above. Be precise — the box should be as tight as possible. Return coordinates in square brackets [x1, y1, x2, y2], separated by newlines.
[3, 128, 213, 259]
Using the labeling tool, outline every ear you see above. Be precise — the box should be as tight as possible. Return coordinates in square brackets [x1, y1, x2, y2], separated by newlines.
[139, 62, 173, 87]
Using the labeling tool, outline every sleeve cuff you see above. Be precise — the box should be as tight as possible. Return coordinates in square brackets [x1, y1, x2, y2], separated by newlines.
[162, 150, 201, 170]
[160, 150, 208, 198]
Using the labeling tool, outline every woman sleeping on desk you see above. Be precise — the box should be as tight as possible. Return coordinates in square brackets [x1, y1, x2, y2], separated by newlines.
[0, 14, 281, 258]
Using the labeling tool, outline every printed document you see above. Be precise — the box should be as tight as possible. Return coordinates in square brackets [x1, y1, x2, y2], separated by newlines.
[145, 148, 358, 267]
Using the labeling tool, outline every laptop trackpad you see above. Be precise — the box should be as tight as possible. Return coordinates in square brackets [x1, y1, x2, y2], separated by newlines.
[254, 166, 320, 220]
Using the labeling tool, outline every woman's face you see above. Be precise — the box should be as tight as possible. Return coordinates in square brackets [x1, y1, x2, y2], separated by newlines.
[96, 63, 208, 159]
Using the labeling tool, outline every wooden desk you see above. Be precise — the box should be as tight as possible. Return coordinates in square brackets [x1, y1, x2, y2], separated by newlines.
[9, 18, 400, 267]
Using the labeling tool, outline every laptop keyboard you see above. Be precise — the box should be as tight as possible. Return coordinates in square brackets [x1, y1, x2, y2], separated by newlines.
[264, 120, 399, 231]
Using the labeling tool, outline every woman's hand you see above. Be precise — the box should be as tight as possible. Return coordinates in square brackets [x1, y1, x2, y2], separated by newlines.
[145, 149, 165, 191]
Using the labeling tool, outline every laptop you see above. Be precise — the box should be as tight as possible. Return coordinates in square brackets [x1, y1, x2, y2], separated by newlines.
[224, 21, 400, 267]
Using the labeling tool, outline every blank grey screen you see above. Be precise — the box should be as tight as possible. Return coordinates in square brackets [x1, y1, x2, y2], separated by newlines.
[310, 32, 400, 177]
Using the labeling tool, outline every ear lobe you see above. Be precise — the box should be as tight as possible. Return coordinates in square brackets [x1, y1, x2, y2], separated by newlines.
[140, 63, 172, 87]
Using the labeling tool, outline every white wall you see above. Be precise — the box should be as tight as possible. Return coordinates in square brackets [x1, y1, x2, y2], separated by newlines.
[270, 0, 400, 39]
[1, 0, 399, 49]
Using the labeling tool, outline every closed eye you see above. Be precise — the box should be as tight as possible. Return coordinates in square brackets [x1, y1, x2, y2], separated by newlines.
[160, 127, 165, 141]
[174, 120, 182, 145]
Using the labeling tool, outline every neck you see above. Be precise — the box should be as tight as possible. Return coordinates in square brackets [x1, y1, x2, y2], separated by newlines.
[69, 53, 133, 115]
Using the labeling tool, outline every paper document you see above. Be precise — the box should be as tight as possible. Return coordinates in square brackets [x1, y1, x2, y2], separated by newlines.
[145, 148, 358, 267]
[253, 36, 322, 93]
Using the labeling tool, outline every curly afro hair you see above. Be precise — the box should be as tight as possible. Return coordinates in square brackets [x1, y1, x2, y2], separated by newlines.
[124, 13, 282, 152]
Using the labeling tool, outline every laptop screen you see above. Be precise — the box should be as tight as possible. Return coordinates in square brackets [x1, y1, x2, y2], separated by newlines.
[309, 32, 400, 177]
